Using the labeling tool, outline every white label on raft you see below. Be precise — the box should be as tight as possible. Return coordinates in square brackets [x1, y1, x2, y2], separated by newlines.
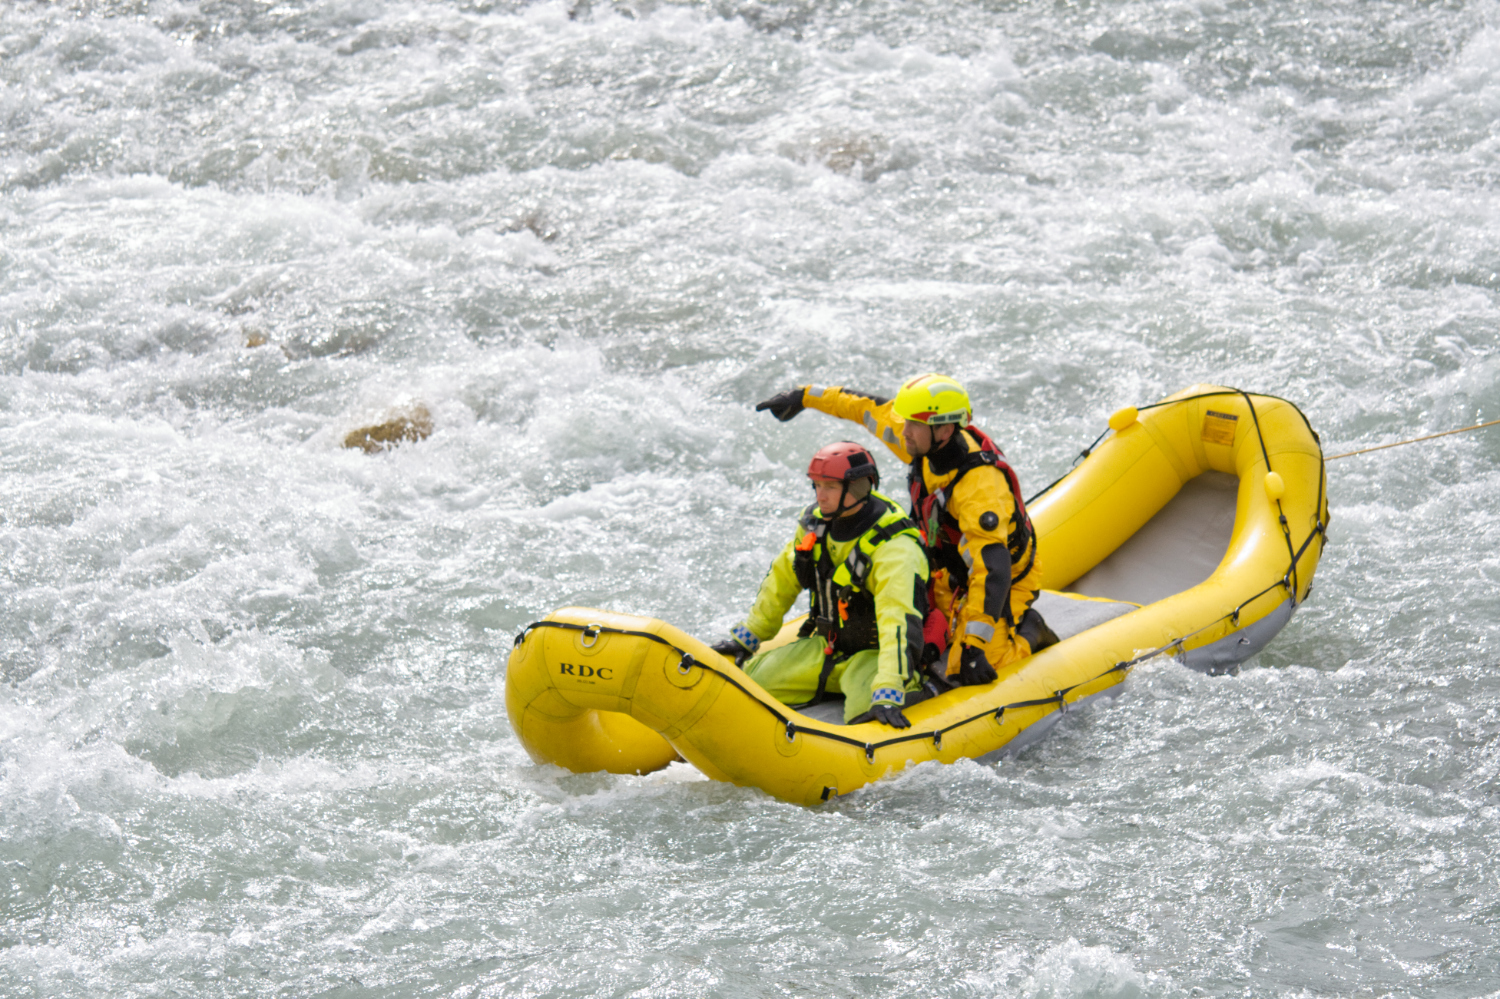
[1202, 410, 1239, 446]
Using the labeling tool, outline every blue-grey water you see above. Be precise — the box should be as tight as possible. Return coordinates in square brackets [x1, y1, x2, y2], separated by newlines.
[2, 1, 1499, 996]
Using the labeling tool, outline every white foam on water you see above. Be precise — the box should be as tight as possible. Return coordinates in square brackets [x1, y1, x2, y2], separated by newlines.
[1022, 939, 1148, 999]
[3, 0, 1500, 995]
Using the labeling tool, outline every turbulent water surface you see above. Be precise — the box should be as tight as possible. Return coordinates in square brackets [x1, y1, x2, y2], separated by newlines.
[3, 0, 1499, 995]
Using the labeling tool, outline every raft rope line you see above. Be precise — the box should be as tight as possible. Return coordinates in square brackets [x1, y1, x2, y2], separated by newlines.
[512, 391, 1334, 770]
[1025, 388, 1322, 507]
[1026, 388, 1329, 612]
[1237, 389, 1306, 600]
[512, 618, 1141, 763]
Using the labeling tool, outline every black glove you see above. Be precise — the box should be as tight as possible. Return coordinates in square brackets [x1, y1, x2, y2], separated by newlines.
[754, 388, 806, 422]
[957, 643, 997, 686]
[710, 639, 751, 667]
[869, 702, 911, 729]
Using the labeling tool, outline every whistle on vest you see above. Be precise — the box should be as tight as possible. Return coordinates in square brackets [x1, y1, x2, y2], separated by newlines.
[811, 614, 838, 656]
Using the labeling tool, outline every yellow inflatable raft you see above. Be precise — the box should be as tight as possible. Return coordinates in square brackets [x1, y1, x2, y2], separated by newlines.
[505, 385, 1329, 805]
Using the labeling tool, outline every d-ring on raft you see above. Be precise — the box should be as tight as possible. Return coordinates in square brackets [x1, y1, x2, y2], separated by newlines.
[505, 385, 1330, 806]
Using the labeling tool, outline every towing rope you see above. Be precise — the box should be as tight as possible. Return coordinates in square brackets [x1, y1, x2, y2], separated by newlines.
[1325, 417, 1500, 460]
[512, 390, 1332, 770]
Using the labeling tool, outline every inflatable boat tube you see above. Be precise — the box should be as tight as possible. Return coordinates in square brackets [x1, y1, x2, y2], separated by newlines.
[505, 385, 1329, 805]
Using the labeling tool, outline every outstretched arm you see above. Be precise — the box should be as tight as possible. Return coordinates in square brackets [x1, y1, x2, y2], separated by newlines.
[757, 385, 913, 464]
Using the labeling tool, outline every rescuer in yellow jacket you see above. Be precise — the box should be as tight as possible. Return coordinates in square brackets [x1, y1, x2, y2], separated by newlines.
[755, 375, 1056, 686]
[710, 442, 931, 728]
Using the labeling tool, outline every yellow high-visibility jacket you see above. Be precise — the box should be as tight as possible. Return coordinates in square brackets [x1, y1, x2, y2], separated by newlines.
[738, 491, 929, 702]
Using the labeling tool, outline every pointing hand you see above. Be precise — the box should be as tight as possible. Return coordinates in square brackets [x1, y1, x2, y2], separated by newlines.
[754, 388, 806, 422]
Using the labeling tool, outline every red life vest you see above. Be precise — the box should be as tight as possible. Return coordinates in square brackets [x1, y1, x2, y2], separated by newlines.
[907, 425, 1037, 594]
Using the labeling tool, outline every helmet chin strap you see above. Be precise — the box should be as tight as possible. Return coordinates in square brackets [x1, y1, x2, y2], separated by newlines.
[836, 479, 871, 518]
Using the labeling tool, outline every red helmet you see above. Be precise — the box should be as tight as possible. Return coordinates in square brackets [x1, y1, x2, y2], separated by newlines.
[806, 442, 879, 487]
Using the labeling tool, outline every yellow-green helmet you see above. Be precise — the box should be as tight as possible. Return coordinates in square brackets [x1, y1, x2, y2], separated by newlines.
[892, 373, 971, 426]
